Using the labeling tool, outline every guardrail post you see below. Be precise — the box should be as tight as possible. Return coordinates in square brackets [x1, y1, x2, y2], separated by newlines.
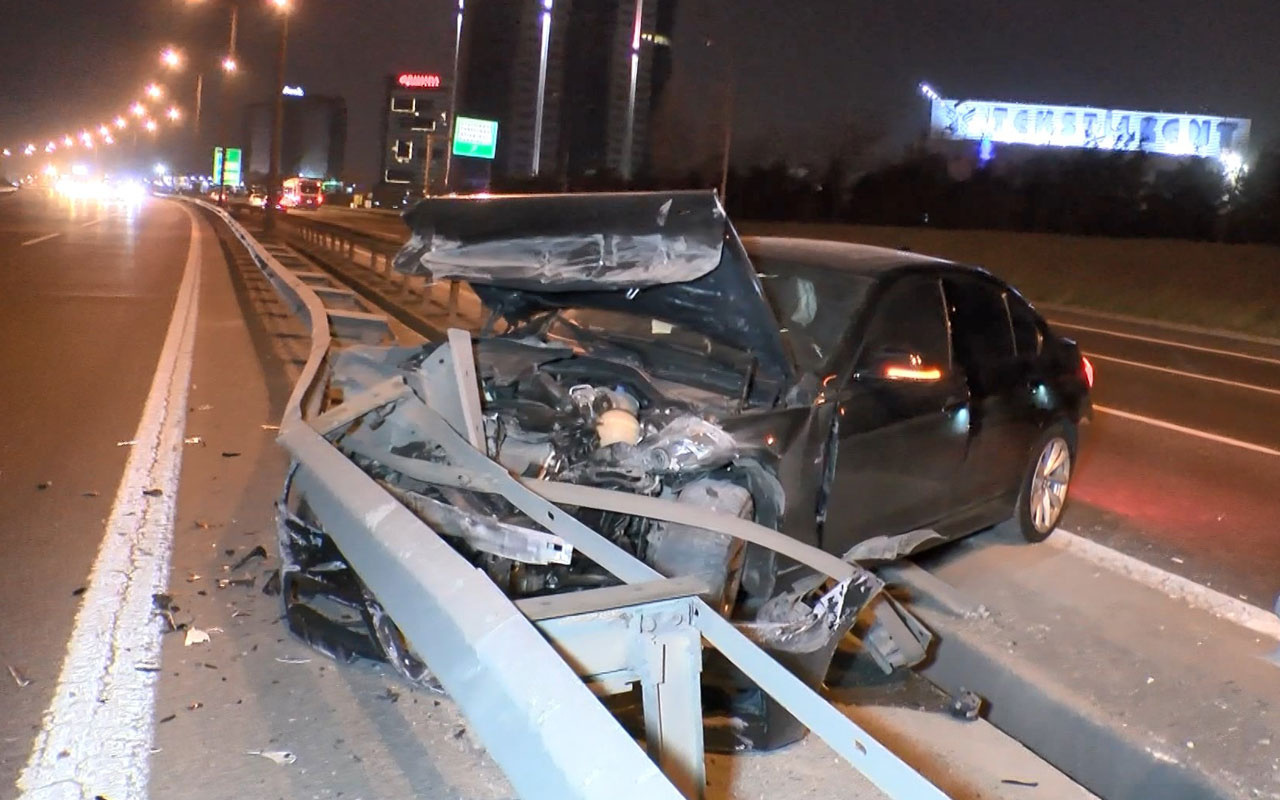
[448, 280, 461, 327]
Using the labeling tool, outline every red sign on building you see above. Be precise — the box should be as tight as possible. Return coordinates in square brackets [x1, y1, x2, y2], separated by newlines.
[397, 73, 442, 90]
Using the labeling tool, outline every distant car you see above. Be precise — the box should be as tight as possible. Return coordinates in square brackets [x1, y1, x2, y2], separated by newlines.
[248, 188, 268, 208]
[280, 177, 323, 209]
[286, 192, 1093, 751]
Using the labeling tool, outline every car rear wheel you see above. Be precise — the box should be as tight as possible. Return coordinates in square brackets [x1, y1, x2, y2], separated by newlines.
[1015, 425, 1075, 542]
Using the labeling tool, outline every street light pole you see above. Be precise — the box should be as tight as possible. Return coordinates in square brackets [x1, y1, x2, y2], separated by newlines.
[265, 9, 289, 232]
[442, 0, 464, 189]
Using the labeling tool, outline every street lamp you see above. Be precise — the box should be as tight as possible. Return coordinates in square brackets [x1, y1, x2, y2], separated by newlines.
[167, 106, 183, 122]
[130, 102, 147, 118]
[145, 83, 165, 101]
[63, 135, 75, 147]
[144, 119, 158, 134]
[222, 55, 238, 73]
[265, 0, 294, 231]
[115, 116, 128, 129]
[161, 47, 184, 70]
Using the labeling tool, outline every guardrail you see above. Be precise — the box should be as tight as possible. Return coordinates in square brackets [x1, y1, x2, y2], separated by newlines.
[191, 199, 950, 800]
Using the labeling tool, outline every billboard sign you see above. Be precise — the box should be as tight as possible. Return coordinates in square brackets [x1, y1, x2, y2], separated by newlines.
[929, 97, 1250, 159]
[212, 147, 242, 185]
[453, 116, 498, 160]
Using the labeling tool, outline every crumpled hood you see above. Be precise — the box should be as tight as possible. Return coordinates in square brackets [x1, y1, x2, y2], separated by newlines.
[393, 191, 794, 387]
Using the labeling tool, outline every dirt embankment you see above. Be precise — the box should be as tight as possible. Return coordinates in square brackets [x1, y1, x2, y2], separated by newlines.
[739, 222, 1280, 339]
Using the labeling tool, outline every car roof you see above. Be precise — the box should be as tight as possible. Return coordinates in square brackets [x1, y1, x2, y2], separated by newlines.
[741, 235, 976, 278]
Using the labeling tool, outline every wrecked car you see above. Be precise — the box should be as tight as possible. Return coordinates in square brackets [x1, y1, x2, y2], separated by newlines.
[276, 191, 1092, 750]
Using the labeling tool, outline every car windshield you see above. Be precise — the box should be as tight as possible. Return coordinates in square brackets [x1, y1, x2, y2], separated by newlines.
[753, 257, 874, 373]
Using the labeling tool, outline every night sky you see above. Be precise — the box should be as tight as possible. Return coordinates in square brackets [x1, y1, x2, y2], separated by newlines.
[1, 0, 1276, 183]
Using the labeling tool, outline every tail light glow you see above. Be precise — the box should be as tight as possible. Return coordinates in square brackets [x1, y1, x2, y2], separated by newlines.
[1081, 355, 1095, 389]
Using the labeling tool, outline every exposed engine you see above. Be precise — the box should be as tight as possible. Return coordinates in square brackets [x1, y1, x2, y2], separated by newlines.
[457, 338, 746, 597]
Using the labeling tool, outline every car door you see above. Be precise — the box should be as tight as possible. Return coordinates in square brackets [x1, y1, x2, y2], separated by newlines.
[822, 275, 970, 554]
[942, 273, 1040, 510]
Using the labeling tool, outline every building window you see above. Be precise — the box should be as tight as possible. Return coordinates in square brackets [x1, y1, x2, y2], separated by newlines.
[393, 140, 413, 163]
[384, 169, 412, 184]
[391, 96, 416, 113]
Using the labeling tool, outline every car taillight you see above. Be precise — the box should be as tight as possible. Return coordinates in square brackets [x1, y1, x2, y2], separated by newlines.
[1081, 355, 1094, 389]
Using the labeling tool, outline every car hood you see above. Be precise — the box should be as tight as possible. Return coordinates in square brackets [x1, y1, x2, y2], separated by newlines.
[393, 191, 793, 386]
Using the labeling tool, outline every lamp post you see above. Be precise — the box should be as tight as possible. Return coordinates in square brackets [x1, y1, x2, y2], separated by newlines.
[264, 0, 291, 232]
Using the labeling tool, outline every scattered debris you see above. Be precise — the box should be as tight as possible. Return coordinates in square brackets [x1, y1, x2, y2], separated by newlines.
[184, 436, 205, 446]
[379, 687, 400, 703]
[275, 657, 311, 665]
[1001, 779, 1040, 788]
[221, 452, 242, 459]
[217, 576, 256, 589]
[452, 728, 466, 740]
[184, 628, 211, 647]
[261, 424, 280, 431]
[949, 687, 984, 721]
[231, 609, 251, 618]
[224, 548, 236, 557]
[261, 571, 282, 597]
[194, 520, 212, 530]
[187, 702, 203, 711]
[1146, 676, 1155, 685]
[36, 481, 52, 491]
[1170, 556, 1184, 564]
[8, 665, 31, 687]
[195, 404, 214, 411]
[247, 750, 297, 765]
[186, 573, 201, 583]
[116, 440, 137, 447]
[72, 587, 86, 597]
[82, 490, 100, 498]
[231, 545, 268, 571]
[158, 714, 177, 724]
[135, 665, 161, 673]
[142, 488, 164, 498]
[152, 593, 175, 611]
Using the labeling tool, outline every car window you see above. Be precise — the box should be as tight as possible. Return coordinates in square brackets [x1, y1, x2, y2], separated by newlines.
[1005, 292, 1044, 356]
[858, 277, 951, 371]
[944, 275, 1015, 366]
[754, 259, 874, 373]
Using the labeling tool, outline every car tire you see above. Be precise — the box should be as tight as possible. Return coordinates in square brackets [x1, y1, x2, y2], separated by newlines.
[1013, 423, 1076, 543]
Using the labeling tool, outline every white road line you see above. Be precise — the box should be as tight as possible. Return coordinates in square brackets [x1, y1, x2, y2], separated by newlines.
[1093, 404, 1280, 457]
[1087, 352, 1280, 397]
[20, 232, 61, 247]
[18, 207, 202, 800]
[1053, 320, 1280, 367]
[1048, 530, 1280, 642]
[1038, 302, 1280, 348]
[78, 216, 108, 228]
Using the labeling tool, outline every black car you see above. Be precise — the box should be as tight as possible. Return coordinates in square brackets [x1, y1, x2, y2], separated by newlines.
[285, 191, 1092, 749]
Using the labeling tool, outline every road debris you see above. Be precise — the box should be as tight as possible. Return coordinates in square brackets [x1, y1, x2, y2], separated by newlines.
[8, 665, 31, 687]
[36, 481, 52, 490]
[184, 436, 205, 446]
[379, 687, 401, 703]
[231, 545, 268, 571]
[71, 587, 86, 597]
[188, 701, 203, 711]
[184, 628, 211, 647]
[247, 750, 297, 765]
[275, 656, 312, 664]
[195, 404, 214, 412]
[194, 519, 212, 529]
[142, 488, 164, 497]
[949, 687, 984, 721]
[261, 570, 282, 596]
[116, 440, 137, 447]
[217, 576, 256, 589]
[260, 424, 280, 431]
[82, 490, 100, 498]
[186, 573, 201, 583]
[1170, 556, 1184, 564]
[158, 714, 176, 724]
[1001, 779, 1040, 787]
[221, 451, 241, 458]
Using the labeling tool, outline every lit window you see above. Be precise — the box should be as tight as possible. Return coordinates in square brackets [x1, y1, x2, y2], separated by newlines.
[393, 140, 413, 163]
[384, 170, 412, 184]
[391, 96, 416, 113]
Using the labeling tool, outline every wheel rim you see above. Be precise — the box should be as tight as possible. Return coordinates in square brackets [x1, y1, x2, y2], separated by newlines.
[1029, 437, 1071, 534]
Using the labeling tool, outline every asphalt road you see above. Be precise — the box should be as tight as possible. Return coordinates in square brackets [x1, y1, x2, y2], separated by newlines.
[0, 190, 191, 788]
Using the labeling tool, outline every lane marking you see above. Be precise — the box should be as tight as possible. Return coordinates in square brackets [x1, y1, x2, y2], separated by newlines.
[1087, 352, 1280, 397]
[21, 232, 61, 247]
[1038, 302, 1280, 348]
[18, 206, 202, 800]
[1094, 404, 1280, 457]
[1048, 529, 1280, 642]
[1052, 320, 1280, 367]
[78, 216, 108, 228]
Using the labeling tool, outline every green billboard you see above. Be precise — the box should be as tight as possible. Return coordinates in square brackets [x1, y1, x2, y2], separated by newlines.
[212, 147, 242, 186]
[452, 116, 498, 160]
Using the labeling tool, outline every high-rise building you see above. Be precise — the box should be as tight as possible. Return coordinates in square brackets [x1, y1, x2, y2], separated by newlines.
[378, 72, 451, 194]
[243, 89, 347, 182]
[456, 0, 675, 182]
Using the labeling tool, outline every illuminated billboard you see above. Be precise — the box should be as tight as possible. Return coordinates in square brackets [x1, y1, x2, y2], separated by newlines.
[397, 73, 442, 90]
[928, 96, 1250, 159]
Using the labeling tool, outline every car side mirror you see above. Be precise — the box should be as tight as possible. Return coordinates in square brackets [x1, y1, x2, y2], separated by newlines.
[855, 346, 945, 383]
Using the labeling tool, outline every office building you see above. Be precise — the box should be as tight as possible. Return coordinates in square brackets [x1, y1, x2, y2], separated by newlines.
[378, 72, 451, 194]
[243, 89, 347, 182]
[456, 0, 675, 181]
